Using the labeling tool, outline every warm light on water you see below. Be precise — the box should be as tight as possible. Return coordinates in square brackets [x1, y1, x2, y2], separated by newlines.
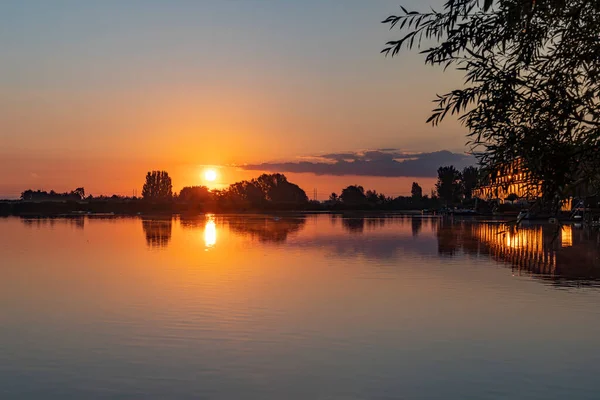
[203, 217, 217, 248]
[562, 225, 573, 247]
[1, 215, 599, 399]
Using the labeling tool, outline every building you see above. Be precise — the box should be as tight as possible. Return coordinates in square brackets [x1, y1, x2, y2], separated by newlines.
[472, 159, 577, 211]
[472, 159, 540, 203]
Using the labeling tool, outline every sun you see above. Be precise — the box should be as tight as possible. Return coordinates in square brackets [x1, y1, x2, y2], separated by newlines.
[204, 168, 218, 182]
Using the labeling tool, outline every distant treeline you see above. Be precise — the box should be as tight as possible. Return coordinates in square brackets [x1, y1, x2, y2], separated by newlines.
[21, 188, 86, 202]
[1, 167, 483, 216]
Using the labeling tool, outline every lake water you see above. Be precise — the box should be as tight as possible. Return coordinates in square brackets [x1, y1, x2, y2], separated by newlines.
[1, 214, 600, 400]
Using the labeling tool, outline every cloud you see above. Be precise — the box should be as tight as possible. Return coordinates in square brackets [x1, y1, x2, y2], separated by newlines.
[241, 150, 476, 178]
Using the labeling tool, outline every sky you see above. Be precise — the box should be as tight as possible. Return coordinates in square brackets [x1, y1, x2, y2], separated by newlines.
[0, 0, 470, 199]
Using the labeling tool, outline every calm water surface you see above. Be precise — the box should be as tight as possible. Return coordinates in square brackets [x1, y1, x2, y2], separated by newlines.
[1, 214, 600, 399]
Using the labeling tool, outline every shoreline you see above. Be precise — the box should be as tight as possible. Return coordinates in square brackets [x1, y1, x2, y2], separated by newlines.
[0, 200, 580, 222]
[2, 210, 578, 224]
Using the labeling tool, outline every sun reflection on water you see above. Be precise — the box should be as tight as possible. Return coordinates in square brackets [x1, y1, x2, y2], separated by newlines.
[204, 216, 217, 248]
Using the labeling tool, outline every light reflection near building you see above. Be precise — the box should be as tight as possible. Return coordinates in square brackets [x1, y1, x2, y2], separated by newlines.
[470, 223, 556, 277]
[561, 225, 573, 247]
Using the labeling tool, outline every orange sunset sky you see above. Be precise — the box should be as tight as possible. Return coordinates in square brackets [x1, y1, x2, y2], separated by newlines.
[0, 0, 471, 199]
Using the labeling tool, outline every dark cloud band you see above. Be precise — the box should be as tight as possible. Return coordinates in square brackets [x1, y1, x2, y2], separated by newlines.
[241, 150, 476, 178]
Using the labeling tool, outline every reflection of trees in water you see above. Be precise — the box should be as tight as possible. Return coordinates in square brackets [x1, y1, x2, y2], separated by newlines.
[284, 215, 600, 289]
[228, 217, 306, 243]
[329, 214, 340, 227]
[366, 217, 387, 229]
[141, 218, 172, 248]
[436, 219, 459, 256]
[179, 216, 211, 229]
[340, 216, 389, 234]
[180, 215, 306, 245]
[411, 218, 423, 237]
[444, 221, 600, 287]
[20, 216, 85, 230]
[342, 218, 365, 234]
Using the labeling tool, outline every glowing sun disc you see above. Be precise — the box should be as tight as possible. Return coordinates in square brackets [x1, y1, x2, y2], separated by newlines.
[204, 169, 217, 182]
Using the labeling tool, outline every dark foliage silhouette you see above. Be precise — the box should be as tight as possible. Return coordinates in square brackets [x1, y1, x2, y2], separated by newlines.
[178, 186, 212, 204]
[217, 180, 266, 208]
[21, 188, 86, 202]
[252, 173, 308, 204]
[411, 182, 423, 200]
[340, 185, 367, 205]
[212, 173, 308, 210]
[435, 166, 462, 206]
[383, 1, 600, 210]
[365, 190, 387, 205]
[461, 166, 479, 200]
[4, 169, 496, 215]
[142, 171, 173, 201]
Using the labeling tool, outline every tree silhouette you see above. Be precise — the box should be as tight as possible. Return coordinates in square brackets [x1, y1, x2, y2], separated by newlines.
[436, 166, 462, 206]
[21, 190, 34, 201]
[225, 180, 265, 207]
[178, 186, 211, 203]
[213, 174, 309, 210]
[142, 171, 173, 201]
[340, 185, 367, 205]
[20, 188, 85, 201]
[365, 189, 380, 204]
[329, 192, 339, 202]
[252, 173, 308, 204]
[382, 1, 600, 209]
[461, 166, 479, 200]
[411, 182, 423, 200]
